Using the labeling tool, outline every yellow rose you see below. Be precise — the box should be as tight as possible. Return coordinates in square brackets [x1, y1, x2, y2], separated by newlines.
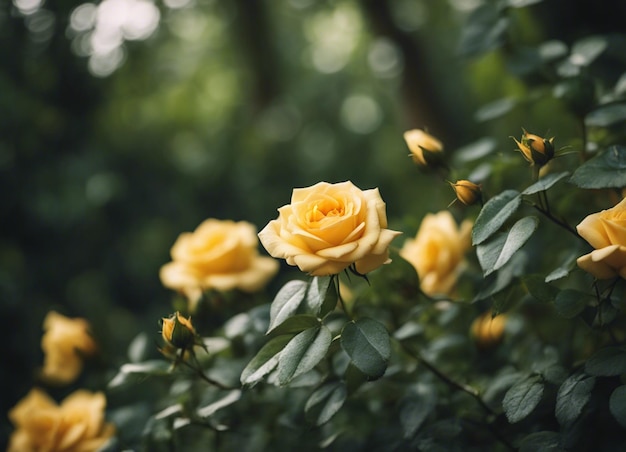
[511, 128, 555, 166]
[400, 211, 472, 296]
[8, 388, 115, 452]
[470, 311, 507, 349]
[160, 219, 279, 305]
[161, 311, 197, 349]
[41, 311, 97, 385]
[258, 181, 401, 276]
[403, 129, 444, 166]
[576, 197, 626, 279]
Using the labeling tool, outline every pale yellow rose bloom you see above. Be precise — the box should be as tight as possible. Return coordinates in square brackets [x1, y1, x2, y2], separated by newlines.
[8, 388, 115, 452]
[403, 129, 443, 166]
[258, 181, 401, 276]
[41, 311, 97, 385]
[576, 197, 626, 279]
[400, 211, 472, 296]
[160, 219, 279, 306]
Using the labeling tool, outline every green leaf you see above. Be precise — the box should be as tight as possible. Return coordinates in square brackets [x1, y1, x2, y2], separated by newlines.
[570, 35, 608, 66]
[458, 5, 509, 58]
[554, 289, 592, 318]
[476, 233, 507, 274]
[472, 190, 522, 245]
[306, 276, 332, 315]
[585, 347, 626, 376]
[304, 382, 347, 426]
[609, 385, 626, 428]
[519, 431, 563, 452]
[108, 360, 171, 388]
[476, 217, 539, 276]
[453, 136, 497, 164]
[341, 317, 391, 380]
[267, 280, 308, 333]
[503, 374, 544, 423]
[240, 335, 293, 386]
[555, 371, 596, 426]
[569, 146, 626, 189]
[196, 390, 242, 418]
[521, 172, 570, 195]
[473, 250, 527, 302]
[277, 326, 332, 385]
[523, 274, 559, 303]
[586, 104, 626, 127]
[267, 315, 320, 337]
[399, 384, 437, 439]
[344, 362, 369, 394]
[506, 0, 544, 7]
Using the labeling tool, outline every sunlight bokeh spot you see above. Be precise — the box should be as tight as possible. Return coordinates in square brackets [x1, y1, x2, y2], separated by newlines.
[340, 95, 382, 134]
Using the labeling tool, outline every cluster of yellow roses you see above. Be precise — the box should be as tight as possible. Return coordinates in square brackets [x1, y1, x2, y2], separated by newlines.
[10, 126, 626, 450]
[159, 178, 475, 308]
[161, 125, 626, 312]
[8, 312, 115, 452]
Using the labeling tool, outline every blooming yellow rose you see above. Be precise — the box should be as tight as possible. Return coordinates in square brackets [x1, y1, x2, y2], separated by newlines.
[403, 129, 444, 166]
[258, 181, 401, 276]
[41, 311, 97, 385]
[8, 388, 115, 452]
[160, 219, 279, 306]
[576, 197, 626, 279]
[400, 211, 472, 296]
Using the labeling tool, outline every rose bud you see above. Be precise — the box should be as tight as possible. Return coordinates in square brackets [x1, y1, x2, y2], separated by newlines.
[471, 311, 507, 350]
[403, 129, 444, 167]
[450, 180, 482, 206]
[161, 312, 197, 350]
[511, 128, 555, 166]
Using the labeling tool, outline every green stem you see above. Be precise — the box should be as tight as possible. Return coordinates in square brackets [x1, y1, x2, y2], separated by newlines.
[530, 203, 583, 242]
[335, 275, 352, 320]
[414, 353, 516, 451]
[177, 349, 237, 390]
[417, 355, 495, 415]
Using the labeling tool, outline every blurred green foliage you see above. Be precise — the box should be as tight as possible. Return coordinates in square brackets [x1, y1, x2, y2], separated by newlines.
[3, 0, 626, 450]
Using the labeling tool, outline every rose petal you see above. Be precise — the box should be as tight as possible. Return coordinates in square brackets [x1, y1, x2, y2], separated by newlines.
[577, 252, 618, 279]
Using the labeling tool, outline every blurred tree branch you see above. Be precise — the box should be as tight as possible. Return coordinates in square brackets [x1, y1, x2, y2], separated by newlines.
[228, 0, 281, 113]
[359, 0, 467, 148]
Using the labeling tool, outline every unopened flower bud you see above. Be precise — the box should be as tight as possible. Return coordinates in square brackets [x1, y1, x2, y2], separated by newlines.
[511, 128, 555, 166]
[450, 180, 482, 206]
[403, 129, 444, 167]
[471, 311, 506, 349]
[161, 312, 197, 349]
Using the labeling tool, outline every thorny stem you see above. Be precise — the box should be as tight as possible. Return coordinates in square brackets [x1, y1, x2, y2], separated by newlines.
[416, 354, 495, 415]
[334, 274, 352, 320]
[413, 352, 516, 451]
[530, 202, 583, 242]
[175, 349, 237, 390]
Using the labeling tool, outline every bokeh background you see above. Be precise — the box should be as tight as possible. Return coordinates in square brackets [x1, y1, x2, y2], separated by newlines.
[3, 0, 625, 447]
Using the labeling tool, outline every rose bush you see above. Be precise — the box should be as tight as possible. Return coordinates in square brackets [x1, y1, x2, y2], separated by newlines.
[576, 196, 626, 279]
[8, 388, 115, 452]
[40, 311, 97, 385]
[160, 219, 279, 307]
[258, 181, 401, 276]
[399, 210, 472, 296]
